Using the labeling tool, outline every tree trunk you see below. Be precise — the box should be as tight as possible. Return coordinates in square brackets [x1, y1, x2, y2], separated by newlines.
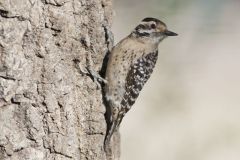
[0, 0, 119, 159]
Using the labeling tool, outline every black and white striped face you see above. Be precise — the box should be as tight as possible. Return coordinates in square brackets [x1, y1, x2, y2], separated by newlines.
[133, 17, 177, 42]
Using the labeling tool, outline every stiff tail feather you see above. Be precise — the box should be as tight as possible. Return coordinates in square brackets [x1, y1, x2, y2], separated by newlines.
[104, 120, 117, 150]
[104, 112, 124, 150]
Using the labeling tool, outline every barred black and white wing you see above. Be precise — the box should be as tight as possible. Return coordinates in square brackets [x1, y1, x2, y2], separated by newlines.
[121, 51, 158, 110]
[115, 51, 158, 128]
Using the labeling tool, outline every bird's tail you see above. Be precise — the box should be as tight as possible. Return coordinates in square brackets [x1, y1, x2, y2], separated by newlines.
[104, 112, 124, 150]
[104, 120, 118, 150]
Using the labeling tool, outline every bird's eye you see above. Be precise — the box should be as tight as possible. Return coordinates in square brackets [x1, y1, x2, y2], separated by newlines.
[151, 23, 156, 29]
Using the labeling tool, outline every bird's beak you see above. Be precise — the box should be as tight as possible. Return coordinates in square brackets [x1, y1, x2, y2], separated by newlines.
[164, 30, 178, 36]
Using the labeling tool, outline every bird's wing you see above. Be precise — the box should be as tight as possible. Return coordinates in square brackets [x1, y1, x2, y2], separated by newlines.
[120, 51, 158, 111]
[105, 51, 158, 141]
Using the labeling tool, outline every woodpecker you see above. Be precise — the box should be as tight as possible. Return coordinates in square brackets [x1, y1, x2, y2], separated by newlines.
[104, 17, 177, 147]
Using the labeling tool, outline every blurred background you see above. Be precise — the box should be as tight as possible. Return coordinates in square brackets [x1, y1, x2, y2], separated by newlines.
[112, 0, 240, 159]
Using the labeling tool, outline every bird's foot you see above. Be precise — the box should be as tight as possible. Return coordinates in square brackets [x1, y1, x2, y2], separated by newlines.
[74, 55, 107, 89]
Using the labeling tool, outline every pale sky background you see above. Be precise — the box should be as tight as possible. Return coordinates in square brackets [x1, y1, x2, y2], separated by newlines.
[112, 0, 240, 159]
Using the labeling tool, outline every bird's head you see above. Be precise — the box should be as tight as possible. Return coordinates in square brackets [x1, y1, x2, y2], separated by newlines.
[132, 17, 178, 43]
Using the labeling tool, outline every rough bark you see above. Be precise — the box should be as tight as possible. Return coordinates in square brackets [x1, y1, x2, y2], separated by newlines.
[0, 0, 119, 159]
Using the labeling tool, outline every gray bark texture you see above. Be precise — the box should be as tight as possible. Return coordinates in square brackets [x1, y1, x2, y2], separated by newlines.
[0, 0, 120, 159]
